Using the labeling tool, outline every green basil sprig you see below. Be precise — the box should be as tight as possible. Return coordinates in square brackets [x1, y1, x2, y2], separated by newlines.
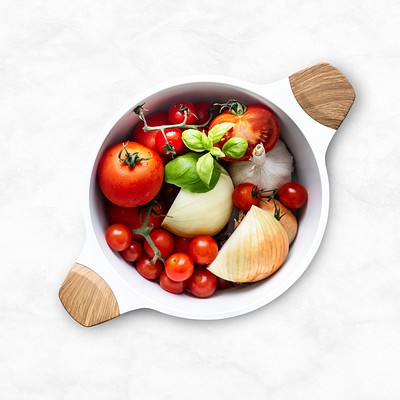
[164, 123, 248, 193]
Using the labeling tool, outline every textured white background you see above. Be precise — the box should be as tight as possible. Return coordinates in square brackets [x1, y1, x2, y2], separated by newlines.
[1, 0, 400, 398]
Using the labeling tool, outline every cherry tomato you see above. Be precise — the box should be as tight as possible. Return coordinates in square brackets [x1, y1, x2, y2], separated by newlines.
[136, 255, 163, 280]
[155, 128, 185, 156]
[278, 182, 308, 209]
[188, 268, 217, 298]
[168, 101, 197, 125]
[120, 239, 143, 262]
[98, 141, 164, 207]
[194, 101, 211, 125]
[174, 236, 192, 253]
[232, 183, 260, 211]
[106, 198, 167, 240]
[131, 112, 169, 151]
[209, 103, 279, 161]
[159, 270, 187, 294]
[188, 235, 218, 265]
[105, 224, 132, 252]
[217, 277, 234, 290]
[165, 253, 194, 282]
[144, 229, 175, 260]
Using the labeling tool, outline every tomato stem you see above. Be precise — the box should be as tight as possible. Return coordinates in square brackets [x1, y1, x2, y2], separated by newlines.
[131, 204, 165, 264]
[118, 143, 150, 168]
[213, 99, 246, 116]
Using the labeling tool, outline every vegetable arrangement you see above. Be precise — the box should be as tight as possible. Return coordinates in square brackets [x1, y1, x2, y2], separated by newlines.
[97, 99, 308, 298]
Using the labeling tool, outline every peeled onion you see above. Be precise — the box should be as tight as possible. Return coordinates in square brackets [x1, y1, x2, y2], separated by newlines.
[207, 205, 289, 283]
[161, 170, 234, 238]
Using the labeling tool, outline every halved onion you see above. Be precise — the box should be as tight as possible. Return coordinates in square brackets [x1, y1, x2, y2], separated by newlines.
[207, 205, 289, 283]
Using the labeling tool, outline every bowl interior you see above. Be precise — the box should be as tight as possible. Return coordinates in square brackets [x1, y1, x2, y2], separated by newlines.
[88, 81, 323, 319]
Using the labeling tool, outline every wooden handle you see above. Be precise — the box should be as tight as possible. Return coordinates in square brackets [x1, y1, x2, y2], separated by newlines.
[59, 263, 120, 327]
[289, 63, 355, 130]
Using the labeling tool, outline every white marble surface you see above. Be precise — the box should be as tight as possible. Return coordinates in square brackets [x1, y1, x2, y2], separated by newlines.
[1, 0, 400, 398]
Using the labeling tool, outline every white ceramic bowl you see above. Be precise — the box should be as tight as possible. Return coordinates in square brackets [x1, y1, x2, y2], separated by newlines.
[59, 63, 355, 327]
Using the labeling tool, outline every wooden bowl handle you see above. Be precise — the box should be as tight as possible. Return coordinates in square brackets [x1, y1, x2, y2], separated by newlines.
[289, 63, 356, 130]
[59, 263, 120, 327]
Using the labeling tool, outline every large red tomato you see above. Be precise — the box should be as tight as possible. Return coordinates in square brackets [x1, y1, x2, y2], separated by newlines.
[98, 141, 164, 207]
[209, 103, 279, 161]
[131, 112, 169, 151]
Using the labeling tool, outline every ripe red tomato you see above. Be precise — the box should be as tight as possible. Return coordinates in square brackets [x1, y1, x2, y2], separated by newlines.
[165, 253, 194, 282]
[106, 198, 167, 240]
[98, 141, 164, 207]
[174, 236, 192, 253]
[194, 101, 211, 125]
[159, 270, 187, 294]
[155, 128, 185, 156]
[209, 103, 279, 161]
[144, 229, 175, 260]
[120, 239, 143, 262]
[232, 183, 260, 211]
[136, 255, 163, 280]
[188, 235, 218, 265]
[105, 224, 132, 251]
[278, 182, 308, 209]
[188, 268, 217, 298]
[131, 112, 169, 151]
[168, 101, 197, 125]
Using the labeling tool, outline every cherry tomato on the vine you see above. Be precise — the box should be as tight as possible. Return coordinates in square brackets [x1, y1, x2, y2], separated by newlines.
[232, 183, 260, 211]
[188, 268, 218, 298]
[155, 128, 186, 156]
[98, 141, 164, 208]
[105, 224, 132, 252]
[159, 271, 187, 294]
[120, 239, 143, 262]
[136, 255, 163, 280]
[194, 101, 212, 125]
[278, 182, 308, 209]
[188, 235, 218, 265]
[168, 101, 197, 125]
[165, 253, 194, 282]
[144, 229, 175, 260]
[174, 236, 192, 254]
[131, 112, 169, 152]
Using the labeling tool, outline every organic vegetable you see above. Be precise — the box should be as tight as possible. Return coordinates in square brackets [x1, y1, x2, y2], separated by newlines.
[173, 236, 192, 253]
[143, 229, 175, 260]
[208, 100, 279, 161]
[188, 268, 218, 298]
[105, 224, 132, 252]
[120, 239, 143, 262]
[159, 270, 187, 294]
[155, 128, 185, 156]
[168, 101, 198, 125]
[232, 183, 262, 211]
[136, 255, 163, 280]
[165, 253, 194, 282]
[228, 140, 293, 190]
[258, 199, 298, 245]
[193, 101, 212, 124]
[132, 112, 169, 151]
[188, 235, 218, 265]
[278, 182, 308, 209]
[98, 141, 164, 207]
[161, 167, 234, 238]
[207, 205, 289, 283]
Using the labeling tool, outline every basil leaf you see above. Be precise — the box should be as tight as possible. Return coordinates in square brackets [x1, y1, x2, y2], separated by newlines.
[182, 129, 205, 152]
[164, 153, 221, 193]
[196, 153, 214, 187]
[210, 147, 225, 158]
[221, 137, 248, 159]
[208, 122, 235, 144]
[201, 131, 213, 151]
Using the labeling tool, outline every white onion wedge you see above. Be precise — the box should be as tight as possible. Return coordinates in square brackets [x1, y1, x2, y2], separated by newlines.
[161, 171, 234, 238]
[207, 205, 289, 283]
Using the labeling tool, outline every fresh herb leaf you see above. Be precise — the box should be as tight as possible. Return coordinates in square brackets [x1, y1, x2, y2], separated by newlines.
[196, 153, 214, 187]
[201, 131, 213, 151]
[210, 147, 225, 158]
[221, 137, 248, 159]
[208, 122, 235, 144]
[182, 129, 205, 152]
